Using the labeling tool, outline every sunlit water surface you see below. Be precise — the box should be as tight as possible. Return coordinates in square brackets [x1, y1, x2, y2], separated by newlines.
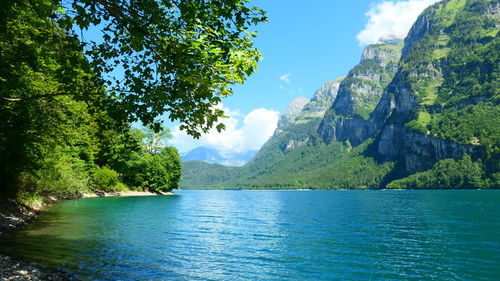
[1, 190, 499, 280]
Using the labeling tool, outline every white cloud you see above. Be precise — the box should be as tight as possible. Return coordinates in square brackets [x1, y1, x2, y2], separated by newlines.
[170, 104, 279, 153]
[280, 72, 292, 84]
[357, 0, 442, 46]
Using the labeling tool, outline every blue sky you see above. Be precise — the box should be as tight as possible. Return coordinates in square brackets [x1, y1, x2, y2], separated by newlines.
[71, 0, 440, 153]
[169, 0, 441, 153]
[226, 0, 379, 114]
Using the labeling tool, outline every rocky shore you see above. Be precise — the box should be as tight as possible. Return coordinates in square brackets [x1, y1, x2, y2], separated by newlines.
[0, 199, 77, 280]
[0, 190, 173, 280]
[0, 199, 39, 235]
[0, 254, 75, 281]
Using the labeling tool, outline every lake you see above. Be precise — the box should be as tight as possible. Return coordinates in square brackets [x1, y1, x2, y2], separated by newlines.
[1, 190, 499, 280]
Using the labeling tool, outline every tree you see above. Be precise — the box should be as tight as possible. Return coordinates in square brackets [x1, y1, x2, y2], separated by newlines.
[0, 0, 186, 198]
[158, 147, 182, 189]
[1, 0, 267, 138]
[0, 0, 101, 197]
[143, 125, 172, 154]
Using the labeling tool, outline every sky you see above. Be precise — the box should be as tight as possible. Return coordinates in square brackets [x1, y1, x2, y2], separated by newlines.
[166, 0, 441, 153]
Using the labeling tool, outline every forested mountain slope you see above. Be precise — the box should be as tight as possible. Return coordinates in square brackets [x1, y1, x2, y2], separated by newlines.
[181, 0, 499, 190]
[181, 41, 404, 189]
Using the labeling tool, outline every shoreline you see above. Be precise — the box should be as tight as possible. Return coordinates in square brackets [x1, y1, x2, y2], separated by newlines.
[0, 190, 174, 280]
[82, 190, 175, 198]
[0, 199, 76, 280]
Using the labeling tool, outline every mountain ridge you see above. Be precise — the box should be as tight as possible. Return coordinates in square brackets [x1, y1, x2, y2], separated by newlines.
[181, 0, 499, 190]
[181, 146, 258, 167]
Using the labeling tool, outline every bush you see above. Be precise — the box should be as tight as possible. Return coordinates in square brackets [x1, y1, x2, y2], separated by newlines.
[386, 155, 492, 189]
[19, 151, 90, 197]
[92, 166, 124, 192]
[123, 147, 182, 192]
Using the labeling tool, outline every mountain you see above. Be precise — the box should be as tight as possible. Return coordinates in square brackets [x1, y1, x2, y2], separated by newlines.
[373, 0, 499, 173]
[181, 0, 499, 190]
[181, 40, 403, 189]
[318, 41, 403, 146]
[296, 77, 344, 121]
[373, 0, 499, 187]
[274, 96, 310, 136]
[181, 147, 258, 167]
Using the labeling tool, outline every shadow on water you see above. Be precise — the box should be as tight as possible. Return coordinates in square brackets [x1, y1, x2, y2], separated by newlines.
[0, 232, 102, 272]
[0, 195, 183, 279]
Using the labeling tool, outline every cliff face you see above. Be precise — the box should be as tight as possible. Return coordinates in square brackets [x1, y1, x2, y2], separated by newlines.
[266, 77, 344, 153]
[373, 0, 498, 173]
[318, 42, 403, 146]
[274, 97, 309, 136]
[296, 78, 343, 121]
[239, 77, 344, 180]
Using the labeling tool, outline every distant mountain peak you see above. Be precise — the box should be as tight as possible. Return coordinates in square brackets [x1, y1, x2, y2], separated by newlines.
[181, 146, 258, 167]
[285, 97, 309, 117]
[274, 97, 310, 136]
[296, 77, 345, 121]
[378, 34, 402, 44]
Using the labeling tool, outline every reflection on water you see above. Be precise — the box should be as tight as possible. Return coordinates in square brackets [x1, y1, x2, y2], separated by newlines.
[1, 190, 500, 280]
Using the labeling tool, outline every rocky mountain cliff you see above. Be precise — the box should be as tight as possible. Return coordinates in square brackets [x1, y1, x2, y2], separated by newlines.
[372, 0, 499, 174]
[274, 97, 309, 136]
[296, 78, 344, 121]
[181, 0, 499, 189]
[318, 42, 403, 146]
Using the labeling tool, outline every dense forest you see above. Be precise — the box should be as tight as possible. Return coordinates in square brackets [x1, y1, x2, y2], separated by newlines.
[181, 0, 499, 190]
[0, 0, 266, 203]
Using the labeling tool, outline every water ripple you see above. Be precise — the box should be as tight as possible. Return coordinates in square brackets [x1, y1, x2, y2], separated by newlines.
[1, 190, 500, 280]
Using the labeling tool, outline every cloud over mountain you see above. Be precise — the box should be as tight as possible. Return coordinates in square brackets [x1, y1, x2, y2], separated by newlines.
[357, 0, 441, 46]
[170, 104, 279, 153]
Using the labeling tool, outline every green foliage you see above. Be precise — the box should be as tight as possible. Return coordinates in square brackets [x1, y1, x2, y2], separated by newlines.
[141, 155, 171, 193]
[158, 147, 183, 190]
[16, 193, 44, 210]
[0, 0, 99, 197]
[405, 111, 431, 134]
[182, 138, 394, 190]
[18, 149, 91, 197]
[387, 155, 496, 189]
[429, 102, 500, 153]
[125, 147, 182, 192]
[402, 0, 499, 148]
[54, 0, 267, 137]
[0, 1, 183, 199]
[92, 166, 123, 192]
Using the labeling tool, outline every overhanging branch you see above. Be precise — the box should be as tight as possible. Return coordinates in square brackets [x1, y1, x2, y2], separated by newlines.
[1, 92, 103, 102]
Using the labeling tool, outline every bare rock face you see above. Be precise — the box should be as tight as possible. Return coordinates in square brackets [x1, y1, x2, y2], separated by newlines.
[274, 97, 309, 136]
[265, 77, 344, 155]
[318, 41, 403, 145]
[371, 72, 418, 127]
[297, 77, 343, 120]
[280, 138, 310, 152]
[401, 11, 433, 59]
[402, 130, 483, 173]
[376, 124, 403, 159]
[319, 117, 379, 146]
[377, 124, 483, 173]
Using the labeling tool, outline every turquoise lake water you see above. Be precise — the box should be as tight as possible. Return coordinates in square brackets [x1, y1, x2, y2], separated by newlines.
[1, 190, 500, 280]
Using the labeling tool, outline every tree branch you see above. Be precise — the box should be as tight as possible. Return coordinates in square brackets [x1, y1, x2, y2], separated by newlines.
[1, 92, 102, 102]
